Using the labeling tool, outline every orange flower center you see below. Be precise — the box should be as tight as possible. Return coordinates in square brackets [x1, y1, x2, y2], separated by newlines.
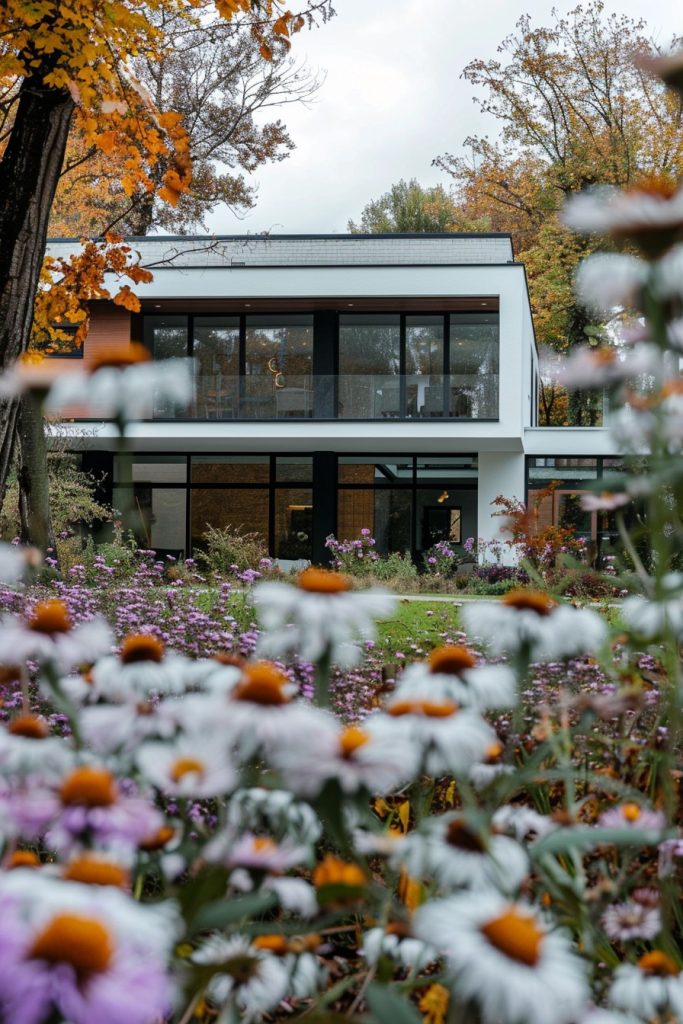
[30, 913, 113, 975]
[64, 855, 129, 888]
[233, 662, 290, 705]
[251, 836, 278, 854]
[0, 665, 22, 686]
[29, 600, 72, 634]
[501, 589, 557, 617]
[622, 802, 642, 822]
[638, 950, 680, 976]
[339, 726, 370, 758]
[252, 934, 289, 955]
[60, 766, 117, 807]
[8, 714, 48, 740]
[485, 741, 503, 763]
[446, 819, 486, 853]
[661, 379, 683, 399]
[120, 633, 165, 664]
[297, 567, 351, 594]
[139, 824, 175, 851]
[388, 699, 458, 718]
[90, 342, 152, 372]
[312, 854, 367, 889]
[480, 907, 544, 966]
[170, 756, 205, 783]
[6, 850, 40, 869]
[428, 645, 477, 675]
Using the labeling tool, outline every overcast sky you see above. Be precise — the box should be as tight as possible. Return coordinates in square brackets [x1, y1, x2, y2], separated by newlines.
[206, 0, 682, 236]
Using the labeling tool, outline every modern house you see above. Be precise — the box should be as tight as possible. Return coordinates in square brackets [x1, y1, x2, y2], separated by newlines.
[46, 233, 622, 565]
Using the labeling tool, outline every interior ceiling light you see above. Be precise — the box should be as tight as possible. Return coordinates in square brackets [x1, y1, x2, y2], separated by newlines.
[437, 491, 449, 504]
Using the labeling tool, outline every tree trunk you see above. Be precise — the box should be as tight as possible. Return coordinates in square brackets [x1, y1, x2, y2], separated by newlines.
[0, 76, 74, 509]
[17, 396, 56, 556]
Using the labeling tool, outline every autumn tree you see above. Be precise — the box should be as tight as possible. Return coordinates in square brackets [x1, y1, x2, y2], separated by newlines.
[50, 11, 323, 237]
[434, 2, 683, 422]
[0, 0, 333, 544]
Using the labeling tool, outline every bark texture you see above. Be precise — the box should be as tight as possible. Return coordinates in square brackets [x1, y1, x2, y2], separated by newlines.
[0, 76, 74, 509]
[17, 396, 55, 554]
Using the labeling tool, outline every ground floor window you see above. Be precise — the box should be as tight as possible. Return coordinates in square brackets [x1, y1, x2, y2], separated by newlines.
[526, 456, 636, 561]
[104, 452, 479, 565]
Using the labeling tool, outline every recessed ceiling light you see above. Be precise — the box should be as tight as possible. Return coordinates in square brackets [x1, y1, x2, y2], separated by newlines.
[245, 303, 251, 307]
[347, 303, 354, 307]
[154, 304, 161, 308]
[480, 302, 487, 306]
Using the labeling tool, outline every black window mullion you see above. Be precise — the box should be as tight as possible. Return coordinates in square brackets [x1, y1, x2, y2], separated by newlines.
[443, 314, 450, 418]
[238, 315, 247, 417]
[399, 315, 406, 419]
[410, 456, 417, 561]
[185, 456, 192, 558]
[269, 456, 276, 558]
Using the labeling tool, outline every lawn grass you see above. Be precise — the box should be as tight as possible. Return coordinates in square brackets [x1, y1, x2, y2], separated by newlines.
[374, 598, 463, 661]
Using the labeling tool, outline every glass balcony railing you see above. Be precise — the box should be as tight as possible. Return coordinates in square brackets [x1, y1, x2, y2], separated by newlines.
[157, 373, 500, 421]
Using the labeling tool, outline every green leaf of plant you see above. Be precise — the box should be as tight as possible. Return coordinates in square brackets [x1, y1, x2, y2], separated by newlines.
[365, 982, 422, 1024]
[190, 891, 278, 932]
[531, 826, 671, 857]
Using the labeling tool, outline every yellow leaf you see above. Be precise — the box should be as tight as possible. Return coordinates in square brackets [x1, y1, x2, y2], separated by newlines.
[259, 42, 273, 61]
[112, 285, 141, 312]
[419, 984, 450, 1024]
[397, 800, 411, 833]
[398, 869, 424, 912]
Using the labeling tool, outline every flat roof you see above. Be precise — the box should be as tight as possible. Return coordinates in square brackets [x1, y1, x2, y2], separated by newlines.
[46, 233, 516, 268]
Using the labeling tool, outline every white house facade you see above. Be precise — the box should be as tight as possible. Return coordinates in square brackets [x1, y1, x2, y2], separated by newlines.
[46, 233, 622, 565]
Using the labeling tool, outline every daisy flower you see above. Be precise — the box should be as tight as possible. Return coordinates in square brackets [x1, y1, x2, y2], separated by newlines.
[191, 934, 290, 1021]
[252, 568, 396, 667]
[206, 831, 311, 873]
[610, 950, 683, 1019]
[136, 735, 236, 798]
[580, 491, 632, 512]
[271, 715, 420, 798]
[598, 802, 666, 831]
[45, 765, 164, 856]
[393, 814, 529, 893]
[562, 179, 683, 255]
[381, 691, 496, 777]
[575, 252, 648, 313]
[415, 891, 588, 1024]
[88, 633, 196, 700]
[0, 541, 40, 585]
[44, 342, 192, 421]
[621, 576, 683, 639]
[0, 601, 112, 673]
[395, 645, 517, 711]
[602, 900, 661, 942]
[461, 590, 607, 662]
[492, 805, 558, 843]
[0, 869, 178, 1024]
[363, 924, 436, 971]
[558, 344, 661, 390]
[228, 866, 318, 918]
[0, 714, 74, 778]
[224, 661, 330, 761]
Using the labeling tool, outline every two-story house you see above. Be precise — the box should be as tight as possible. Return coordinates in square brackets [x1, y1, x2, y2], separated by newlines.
[46, 233, 622, 565]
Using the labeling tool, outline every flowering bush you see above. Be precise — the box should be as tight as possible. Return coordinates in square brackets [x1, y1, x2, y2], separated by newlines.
[325, 528, 380, 575]
[422, 538, 470, 577]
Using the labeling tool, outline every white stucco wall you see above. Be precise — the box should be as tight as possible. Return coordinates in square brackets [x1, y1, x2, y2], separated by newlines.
[477, 451, 526, 565]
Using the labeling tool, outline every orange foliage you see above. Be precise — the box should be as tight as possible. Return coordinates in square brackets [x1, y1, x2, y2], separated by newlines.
[492, 484, 586, 577]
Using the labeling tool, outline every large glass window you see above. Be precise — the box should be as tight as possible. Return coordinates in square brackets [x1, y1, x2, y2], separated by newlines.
[192, 317, 240, 419]
[406, 317, 445, 418]
[275, 488, 313, 560]
[191, 456, 269, 484]
[449, 314, 499, 418]
[244, 315, 313, 418]
[338, 315, 401, 418]
[190, 488, 269, 552]
[143, 316, 189, 418]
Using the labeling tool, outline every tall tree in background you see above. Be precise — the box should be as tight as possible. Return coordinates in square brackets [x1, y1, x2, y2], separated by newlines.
[348, 178, 463, 234]
[435, 2, 683, 423]
[50, 12, 322, 237]
[0, 0, 333, 547]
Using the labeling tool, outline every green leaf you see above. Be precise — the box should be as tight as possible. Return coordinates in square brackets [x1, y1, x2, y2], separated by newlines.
[190, 891, 278, 933]
[366, 982, 421, 1024]
[531, 826, 672, 857]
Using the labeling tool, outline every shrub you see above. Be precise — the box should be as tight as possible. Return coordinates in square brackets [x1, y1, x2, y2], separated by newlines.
[198, 524, 269, 577]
